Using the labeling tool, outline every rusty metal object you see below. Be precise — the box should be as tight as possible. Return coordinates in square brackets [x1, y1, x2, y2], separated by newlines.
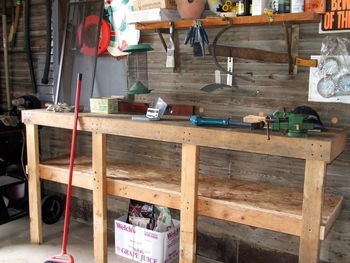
[209, 44, 318, 67]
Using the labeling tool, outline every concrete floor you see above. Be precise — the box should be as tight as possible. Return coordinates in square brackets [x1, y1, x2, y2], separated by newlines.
[0, 217, 131, 263]
[0, 217, 217, 263]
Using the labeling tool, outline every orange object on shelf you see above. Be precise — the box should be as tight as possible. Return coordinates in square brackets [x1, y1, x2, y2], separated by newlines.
[304, 0, 326, 13]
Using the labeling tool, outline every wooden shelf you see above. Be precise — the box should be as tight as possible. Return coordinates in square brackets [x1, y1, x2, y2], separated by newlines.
[40, 156, 342, 240]
[135, 12, 321, 30]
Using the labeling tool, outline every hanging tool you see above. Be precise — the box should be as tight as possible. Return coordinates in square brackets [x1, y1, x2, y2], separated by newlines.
[210, 25, 318, 78]
[2, 0, 11, 111]
[44, 73, 83, 263]
[41, 0, 52, 84]
[7, 0, 21, 47]
[24, 0, 37, 93]
[189, 115, 265, 129]
[184, 20, 209, 57]
[200, 70, 232, 92]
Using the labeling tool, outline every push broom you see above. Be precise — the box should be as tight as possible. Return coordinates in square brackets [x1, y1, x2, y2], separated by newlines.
[45, 73, 83, 263]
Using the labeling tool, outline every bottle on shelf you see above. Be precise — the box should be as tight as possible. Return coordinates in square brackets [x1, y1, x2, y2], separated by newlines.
[236, 0, 252, 16]
[269, 0, 290, 13]
[291, 0, 304, 12]
[278, 0, 291, 13]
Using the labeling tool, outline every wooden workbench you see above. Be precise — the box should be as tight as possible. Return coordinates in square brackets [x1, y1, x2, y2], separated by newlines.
[22, 109, 347, 263]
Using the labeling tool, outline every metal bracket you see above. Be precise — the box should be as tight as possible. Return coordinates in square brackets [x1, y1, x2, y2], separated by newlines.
[156, 22, 178, 72]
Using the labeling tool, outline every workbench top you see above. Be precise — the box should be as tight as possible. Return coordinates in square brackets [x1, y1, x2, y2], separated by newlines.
[22, 109, 347, 162]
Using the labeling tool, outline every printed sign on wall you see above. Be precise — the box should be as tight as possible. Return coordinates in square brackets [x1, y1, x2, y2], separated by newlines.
[320, 0, 350, 33]
[309, 55, 350, 104]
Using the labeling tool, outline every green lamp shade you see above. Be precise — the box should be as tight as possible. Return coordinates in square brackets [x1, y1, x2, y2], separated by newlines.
[123, 44, 154, 53]
[128, 81, 152, 94]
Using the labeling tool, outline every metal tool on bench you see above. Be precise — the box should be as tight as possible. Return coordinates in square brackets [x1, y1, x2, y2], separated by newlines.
[132, 98, 168, 121]
[266, 108, 325, 139]
[189, 115, 265, 129]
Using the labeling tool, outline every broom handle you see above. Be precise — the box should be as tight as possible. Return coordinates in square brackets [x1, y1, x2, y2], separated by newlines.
[61, 73, 83, 254]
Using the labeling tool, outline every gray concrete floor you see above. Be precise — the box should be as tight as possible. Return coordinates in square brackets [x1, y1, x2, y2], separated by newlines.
[0, 217, 216, 263]
[0, 217, 131, 263]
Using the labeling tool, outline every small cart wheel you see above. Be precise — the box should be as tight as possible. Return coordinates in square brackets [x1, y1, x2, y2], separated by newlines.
[42, 195, 63, 224]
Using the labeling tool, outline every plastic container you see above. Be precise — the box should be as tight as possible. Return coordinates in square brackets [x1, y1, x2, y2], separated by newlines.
[291, 0, 304, 13]
[304, 0, 326, 13]
[175, 0, 206, 19]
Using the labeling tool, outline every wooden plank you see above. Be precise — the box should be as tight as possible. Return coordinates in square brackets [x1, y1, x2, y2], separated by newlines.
[135, 12, 321, 30]
[330, 131, 348, 162]
[291, 24, 299, 74]
[209, 45, 290, 63]
[296, 57, 317, 67]
[39, 157, 342, 239]
[319, 196, 343, 240]
[299, 160, 327, 263]
[180, 144, 199, 263]
[26, 124, 42, 244]
[21, 110, 348, 163]
[92, 133, 107, 263]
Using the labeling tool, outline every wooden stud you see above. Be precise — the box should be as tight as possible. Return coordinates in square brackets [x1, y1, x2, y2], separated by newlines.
[26, 124, 42, 244]
[92, 133, 107, 263]
[180, 144, 199, 263]
[299, 160, 327, 263]
[291, 24, 299, 74]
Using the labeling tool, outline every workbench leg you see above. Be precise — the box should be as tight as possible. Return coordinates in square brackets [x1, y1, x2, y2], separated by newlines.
[299, 160, 327, 263]
[180, 144, 199, 263]
[92, 133, 107, 263]
[26, 124, 42, 244]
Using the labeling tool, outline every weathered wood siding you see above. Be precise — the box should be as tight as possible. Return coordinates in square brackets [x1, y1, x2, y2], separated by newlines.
[1, 1, 349, 261]
[0, 0, 54, 106]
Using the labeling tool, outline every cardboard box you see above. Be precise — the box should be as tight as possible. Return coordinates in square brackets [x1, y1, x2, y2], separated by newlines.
[126, 8, 180, 24]
[133, 0, 177, 11]
[115, 215, 180, 263]
[252, 0, 269, 16]
[90, 97, 118, 114]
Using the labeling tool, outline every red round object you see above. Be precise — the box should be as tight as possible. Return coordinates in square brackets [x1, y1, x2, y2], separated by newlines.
[78, 15, 111, 56]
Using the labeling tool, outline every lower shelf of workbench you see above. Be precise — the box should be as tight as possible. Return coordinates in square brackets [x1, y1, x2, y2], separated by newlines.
[40, 156, 342, 240]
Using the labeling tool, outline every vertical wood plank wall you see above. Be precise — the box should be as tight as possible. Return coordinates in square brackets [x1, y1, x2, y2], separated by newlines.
[1, 1, 350, 262]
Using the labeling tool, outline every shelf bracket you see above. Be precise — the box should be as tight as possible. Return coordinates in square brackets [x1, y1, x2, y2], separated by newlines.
[156, 22, 179, 72]
[156, 28, 168, 52]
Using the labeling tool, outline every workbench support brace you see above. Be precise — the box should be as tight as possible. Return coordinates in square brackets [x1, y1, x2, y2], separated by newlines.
[92, 133, 107, 263]
[26, 124, 42, 244]
[299, 160, 327, 263]
[180, 144, 199, 263]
